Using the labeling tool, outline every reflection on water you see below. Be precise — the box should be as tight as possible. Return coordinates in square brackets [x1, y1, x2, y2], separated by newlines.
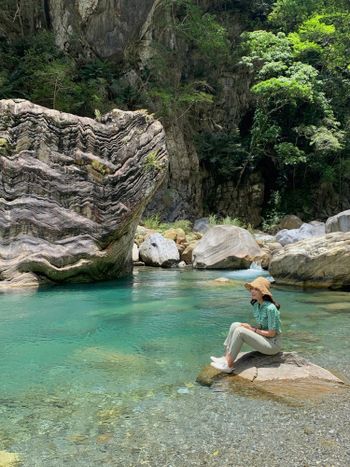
[0, 267, 349, 465]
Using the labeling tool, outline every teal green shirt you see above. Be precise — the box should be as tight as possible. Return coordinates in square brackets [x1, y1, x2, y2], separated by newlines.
[252, 301, 282, 334]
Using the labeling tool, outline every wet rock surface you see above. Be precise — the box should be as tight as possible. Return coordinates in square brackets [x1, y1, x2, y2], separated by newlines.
[0, 99, 167, 288]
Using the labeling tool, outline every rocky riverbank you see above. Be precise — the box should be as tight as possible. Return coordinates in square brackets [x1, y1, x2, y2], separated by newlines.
[134, 211, 350, 290]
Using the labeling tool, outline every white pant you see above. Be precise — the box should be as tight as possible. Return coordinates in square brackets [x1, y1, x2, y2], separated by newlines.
[224, 322, 282, 360]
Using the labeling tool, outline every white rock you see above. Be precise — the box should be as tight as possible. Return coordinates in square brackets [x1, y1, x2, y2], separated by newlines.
[132, 243, 139, 262]
[139, 233, 180, 267]
[192, 225, 262, 269]
[326, 209, 350, 233]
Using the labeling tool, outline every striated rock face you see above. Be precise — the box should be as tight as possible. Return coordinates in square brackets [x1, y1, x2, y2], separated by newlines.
[269, 232, 350, 289]
[0, 99, 167, 288]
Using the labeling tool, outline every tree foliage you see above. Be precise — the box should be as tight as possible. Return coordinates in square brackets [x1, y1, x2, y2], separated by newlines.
[239, 0, 350, 216]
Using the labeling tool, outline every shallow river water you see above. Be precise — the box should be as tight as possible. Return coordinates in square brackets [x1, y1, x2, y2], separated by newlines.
[0, 267, 349, 466]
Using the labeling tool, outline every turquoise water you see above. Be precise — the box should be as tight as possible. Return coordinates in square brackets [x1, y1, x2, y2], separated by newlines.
[0, 267, 349, 466]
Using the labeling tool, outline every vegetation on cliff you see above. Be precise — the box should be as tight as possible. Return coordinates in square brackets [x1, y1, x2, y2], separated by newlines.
[0, 0, 349, 224]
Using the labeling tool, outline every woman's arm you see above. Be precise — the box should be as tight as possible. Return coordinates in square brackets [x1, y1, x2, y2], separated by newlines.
[252, 328, 276, 338]
[240, 323, 277, 337]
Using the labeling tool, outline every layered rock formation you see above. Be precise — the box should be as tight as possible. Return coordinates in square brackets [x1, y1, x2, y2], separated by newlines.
[269, 232, 350, 289]
[0, 99, 167, 288]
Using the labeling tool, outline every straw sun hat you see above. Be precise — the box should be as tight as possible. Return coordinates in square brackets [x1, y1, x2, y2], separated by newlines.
[244, 277, 273, 298]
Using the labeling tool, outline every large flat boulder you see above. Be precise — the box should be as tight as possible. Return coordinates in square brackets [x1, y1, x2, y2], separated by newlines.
[269, 232, 350, 289]
[0, 99, 167, 289]
[197, 352, 346, 402]
[326, 209, 350, 233]
[192, 225, 262, 269]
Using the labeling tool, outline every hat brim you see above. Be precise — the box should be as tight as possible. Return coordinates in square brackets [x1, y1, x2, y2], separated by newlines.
[244, 281, 273, 298]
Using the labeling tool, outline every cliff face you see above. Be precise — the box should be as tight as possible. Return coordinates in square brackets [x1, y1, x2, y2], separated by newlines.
[46, 1, 258, 223]
[49, 0, 157, 60]
[0, 99, 167, 288]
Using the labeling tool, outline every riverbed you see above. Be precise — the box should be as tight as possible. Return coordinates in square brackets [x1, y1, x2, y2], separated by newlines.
[0, 267, 349, 466]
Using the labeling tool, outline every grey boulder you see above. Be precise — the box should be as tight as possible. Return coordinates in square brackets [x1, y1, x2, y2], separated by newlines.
[326, 209, 350, 233]
[193, 218, 210, 234]
[139, 233, 180, 267]
[276, 222, 325, 246]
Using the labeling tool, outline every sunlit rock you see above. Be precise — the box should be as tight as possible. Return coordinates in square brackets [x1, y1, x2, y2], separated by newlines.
[193, 225, 262, 269]
[326, 209, 350, 233]
[0, 451, 20, 467]
[269, 232, 350, 289]
[139, 233, 180, 267]
[181, 241, 197, 264]
[132, 244, 140, 262]
[0, 99, 167, 289]
[197, 352, 346, 402]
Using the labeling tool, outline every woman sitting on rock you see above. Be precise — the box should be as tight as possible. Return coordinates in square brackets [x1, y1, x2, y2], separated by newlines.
[210, 277, 282, 373]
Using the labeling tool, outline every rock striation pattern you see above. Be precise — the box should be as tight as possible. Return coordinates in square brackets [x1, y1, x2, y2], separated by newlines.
[0, 99, 167, 288]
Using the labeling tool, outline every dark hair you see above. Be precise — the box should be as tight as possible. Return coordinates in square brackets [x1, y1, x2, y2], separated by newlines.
[251, 295, 281, 310]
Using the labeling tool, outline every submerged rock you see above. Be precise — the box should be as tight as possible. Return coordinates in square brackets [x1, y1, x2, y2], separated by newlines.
[197, 352, 346, 402]
[0, 99, 167, 289]
[269, 232, 350, 289]
[0, 450, 20, 467]
[192, 225, 262, 269]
